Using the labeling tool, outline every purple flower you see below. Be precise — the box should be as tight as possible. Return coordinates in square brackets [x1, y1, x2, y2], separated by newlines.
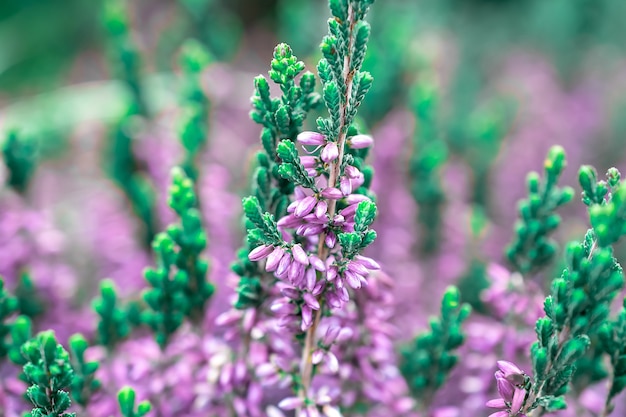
[298, 131, 326, 146]
[321, 142, 339, 162]
[347, 134, 373, 149]
[487, 361, 528, 417]
[249, 244, 275, 261]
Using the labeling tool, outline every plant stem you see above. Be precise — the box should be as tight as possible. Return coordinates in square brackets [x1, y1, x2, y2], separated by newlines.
[297, 4, 358, 415]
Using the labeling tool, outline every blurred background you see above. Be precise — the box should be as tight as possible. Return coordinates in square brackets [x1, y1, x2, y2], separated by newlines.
[3, 0, 626, 413]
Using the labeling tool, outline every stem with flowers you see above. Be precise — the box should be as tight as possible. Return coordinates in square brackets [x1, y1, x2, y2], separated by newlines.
[242, 1, 377, 415]
[488, 166, 626, 417]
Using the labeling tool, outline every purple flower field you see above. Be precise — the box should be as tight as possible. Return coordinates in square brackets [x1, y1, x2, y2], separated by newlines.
[1, 1, 626, 416]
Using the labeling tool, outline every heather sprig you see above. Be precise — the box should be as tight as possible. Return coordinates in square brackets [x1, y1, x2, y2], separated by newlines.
[579, 165, 621, 207]
[231, 43, 321, 309]
[242, 1, 378, 414]
[165, 167, 213, 321]
[102, 0, 147, 117]
[15, 272, 45, 319]
[102, 0, 157, 246]
[68, 334, 100, 408]
[2, 130, 38, 194]
[21, 331, 75, 417]
[142, 167, 213, 347]
[506, 146, 574, 276]
[408, 77, 448, 254]
[7, 315, 33, 367]
[117, 386, 152, 417]
[493, 166, 626, 416]
[400, 286, 470, 410]
[598, 298, 626, 416]
[250, 43, 321, 164]
[178, 39, 212, 181]
[93, 279, 131, 350]
[0, 277, 18, 359]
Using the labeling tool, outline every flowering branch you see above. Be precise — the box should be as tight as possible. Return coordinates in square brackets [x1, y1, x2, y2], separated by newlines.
[489, 164, 626, 417]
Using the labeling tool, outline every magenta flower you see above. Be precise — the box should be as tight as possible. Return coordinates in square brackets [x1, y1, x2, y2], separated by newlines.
[486, 361, 528, 417]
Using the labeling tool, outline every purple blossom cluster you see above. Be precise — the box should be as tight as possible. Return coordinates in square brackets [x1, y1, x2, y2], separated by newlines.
[4, 2, 626, 416]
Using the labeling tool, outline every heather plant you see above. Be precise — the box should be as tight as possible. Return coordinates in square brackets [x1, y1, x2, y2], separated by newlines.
[117, 386, 152, 417]
[400, 286, 470, 410]
[5, 1, 626, 416]
[21, 331, 75, 417]
[490, 167, 626, 416]
[93, 279, 131, 350]
[177, 39, 212, 181]
[102, 0, 157, 245]
[67, 334, 100, 408]
[506, 145, 574, 276]
[142, 167, 214, 347]
[409, 76, 448, 254]
[0, 277, 18, 359]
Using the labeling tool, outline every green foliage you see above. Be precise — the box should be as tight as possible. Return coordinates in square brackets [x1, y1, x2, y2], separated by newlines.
[142, 168, 213, 347]
[408, 79, 448, 254]
[103, 0, 157, 246]
[506, 146, 574, 275]
[250, 43, 321, 144]
[339, 201, 377, 259]
[106, 116, 157, 247]
[117, 386, 152, 417]
[178, 39, 212, 180]
[232, 44, 321, 310]
[242, 196, 283, 248]
[598, 298, 626, 415]
[93, 279, 131, 350]
[579, 165, 620, 206]
[316, 1, 374, 142]
[102, 0, 146, 116]
[524, 166, 626, 413]
[2, 130, 39, 194]
[21, 331, 76, 417]
[7, 315, 33, 366]
[0, 277, 19, 359]
[15, 272, 46, 319]
[400, 286, 470, 408]
[142, 233, 187, 349]
[589, 178, 626, 248]
[276, 140, 318, 190]
[68, 334, 101, 407]
[175, 0, 242, 61]
[166, 167, 214, 321]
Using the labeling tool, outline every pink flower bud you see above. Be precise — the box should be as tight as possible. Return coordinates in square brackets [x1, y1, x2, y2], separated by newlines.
[297, 131, 326, 146]
[303, 293, 320, 310]
[248, 244, 274, 261]
[300, 156, 318, 168]
[266, 247, 286, 271]
[321, 142, 339, 162]
[294, 196, 317, 217]
[344, 165, 361, 179]
[340, 177, 352, 195]
[321, 187, 343, 200]
[348, 134, 373, 149]
[315, 200, 328, 218]
[291, 244, 309, 265]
